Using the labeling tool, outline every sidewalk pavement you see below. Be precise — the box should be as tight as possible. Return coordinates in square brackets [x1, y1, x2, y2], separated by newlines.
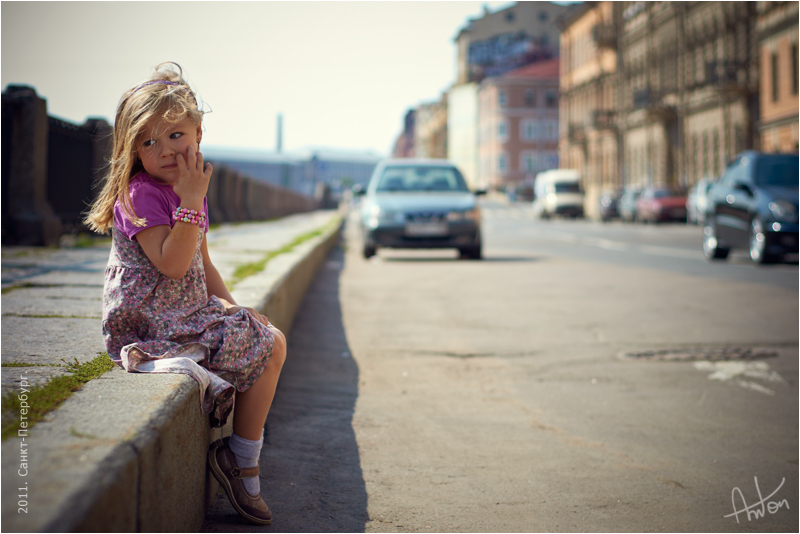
[1, 209, 343, 532]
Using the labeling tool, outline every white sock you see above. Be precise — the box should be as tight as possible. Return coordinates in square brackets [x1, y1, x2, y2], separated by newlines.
[229, 431, 263, 495]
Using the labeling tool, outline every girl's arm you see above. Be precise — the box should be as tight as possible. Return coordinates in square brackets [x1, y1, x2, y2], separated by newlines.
[137, 222, 202, 279]
[201, 235, 272, 328]
[136, 146, 209, 279]
[201, 233, 235, 303]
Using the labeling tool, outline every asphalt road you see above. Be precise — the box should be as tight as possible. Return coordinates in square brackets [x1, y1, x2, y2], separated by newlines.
[203, 201, 798, 533]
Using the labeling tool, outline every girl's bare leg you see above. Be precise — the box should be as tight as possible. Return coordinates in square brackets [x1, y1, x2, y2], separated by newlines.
[233, 327, 287, 441]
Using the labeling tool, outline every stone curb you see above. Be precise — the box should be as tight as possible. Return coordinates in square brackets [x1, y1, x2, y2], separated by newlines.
[1, 214, 343, 532]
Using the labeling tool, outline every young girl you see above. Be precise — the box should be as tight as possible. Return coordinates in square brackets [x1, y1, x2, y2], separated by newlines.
[85, 62, 285, 526]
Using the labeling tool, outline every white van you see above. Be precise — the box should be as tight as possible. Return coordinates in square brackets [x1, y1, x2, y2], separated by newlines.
[532, 169, 584, 219]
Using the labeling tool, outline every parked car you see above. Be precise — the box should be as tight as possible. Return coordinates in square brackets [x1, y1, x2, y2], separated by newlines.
[532, 169, 584, 219]
[635, 186, 688, 223]
[686, 178, 713, 225]
[598, 189, 623, 222]
[507, 183, 534, 202]
[618, 187, 642, 223]
[358, 159, 485, 259]
[703, 151, 799, 264]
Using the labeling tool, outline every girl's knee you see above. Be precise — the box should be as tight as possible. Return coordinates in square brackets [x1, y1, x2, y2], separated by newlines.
[269, 327, 287, 366]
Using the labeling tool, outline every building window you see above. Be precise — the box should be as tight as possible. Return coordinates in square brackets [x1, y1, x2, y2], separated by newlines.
[713, 130, 720, 178]
[772, 51, 779, 102]
[545, 151, 559, 169]
[498, 153, 508, 173]
[522, 120, 535, 141]
[545, 90, 557, 108]
[522, 152, 536, 173]
[525, 89, 535, 107]
[547, 120, 558, 140]
[499, 90, 507, 107]
[498, 120, 508, 141]
[792, 43, 798, 95]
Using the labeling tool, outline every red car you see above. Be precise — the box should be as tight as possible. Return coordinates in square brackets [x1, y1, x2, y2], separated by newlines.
[635, 186, 688, 223]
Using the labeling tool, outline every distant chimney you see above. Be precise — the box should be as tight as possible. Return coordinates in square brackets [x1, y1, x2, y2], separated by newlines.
[276, 113, 283, 153]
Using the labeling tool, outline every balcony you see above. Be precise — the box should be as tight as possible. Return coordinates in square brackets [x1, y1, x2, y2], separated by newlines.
[591, 110, 617, 131]
[592, 24, 618, 50]
[632, 87, 676, 121]
[705, 61, 750, 95]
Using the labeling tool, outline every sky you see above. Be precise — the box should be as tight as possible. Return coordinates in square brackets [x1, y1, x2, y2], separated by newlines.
[2, 1, 513, 156]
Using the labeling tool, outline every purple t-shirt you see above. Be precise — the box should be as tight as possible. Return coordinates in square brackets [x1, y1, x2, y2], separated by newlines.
[114, 173, 209, 240]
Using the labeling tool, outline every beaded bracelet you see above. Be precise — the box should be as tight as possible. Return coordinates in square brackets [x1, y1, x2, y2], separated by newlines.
[172, 207, 206, 226]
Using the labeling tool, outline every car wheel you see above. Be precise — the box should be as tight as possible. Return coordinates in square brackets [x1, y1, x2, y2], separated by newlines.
[459, 245, 482, 260]
[363, 242, 376, 259]
[749, 218, 775, 264]
[702, 218, 729, 260]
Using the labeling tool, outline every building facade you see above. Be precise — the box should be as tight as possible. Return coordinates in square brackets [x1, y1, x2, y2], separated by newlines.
[447, 83, 481, 189]
[757, 1, 799, 153]
[558, 1, 619, 219]
[478, 58, 560, 190]
[454, 2, 569, 85]
[414, 94, 448, 159]
[617, 1, 759, 192]
[448, 1, 569, 190]
[391, 109, 416, 158]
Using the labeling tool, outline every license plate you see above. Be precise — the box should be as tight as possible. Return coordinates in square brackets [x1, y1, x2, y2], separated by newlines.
[405, 222, 448, 236]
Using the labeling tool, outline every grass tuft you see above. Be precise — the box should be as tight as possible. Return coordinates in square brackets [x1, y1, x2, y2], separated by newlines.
[225, 216, 341, 290]
[1, 353, 116, 441]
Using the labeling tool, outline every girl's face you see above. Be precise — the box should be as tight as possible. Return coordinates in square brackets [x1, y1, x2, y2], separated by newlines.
[135, 116, 203, 185]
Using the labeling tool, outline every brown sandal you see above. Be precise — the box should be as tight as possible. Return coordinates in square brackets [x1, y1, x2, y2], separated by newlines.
[208, 438, 272, 525]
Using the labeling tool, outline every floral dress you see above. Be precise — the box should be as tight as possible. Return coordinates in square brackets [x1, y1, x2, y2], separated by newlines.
[102, 226, 274, 427]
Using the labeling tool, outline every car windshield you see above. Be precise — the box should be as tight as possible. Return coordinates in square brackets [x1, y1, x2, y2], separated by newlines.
[755, 156, 799, 187]
[554, 183, 581, 193]
[375, 166, 469, 192]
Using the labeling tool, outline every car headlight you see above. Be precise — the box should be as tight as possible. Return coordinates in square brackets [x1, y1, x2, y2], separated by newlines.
[367, 205, 405, 225]
[769, 200, 798, 223]
[447, 208, 480, 221]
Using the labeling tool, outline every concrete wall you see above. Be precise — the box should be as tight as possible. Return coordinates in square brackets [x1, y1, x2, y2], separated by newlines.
[0, 215, 343, 532]
[0, 85, 318, 246]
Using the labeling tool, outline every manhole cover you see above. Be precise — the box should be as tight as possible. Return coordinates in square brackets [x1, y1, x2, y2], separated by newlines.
[620, 347, 779, 362]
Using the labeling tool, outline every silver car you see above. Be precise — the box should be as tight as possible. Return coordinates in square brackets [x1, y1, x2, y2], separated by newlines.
[359, 159, 484, 259]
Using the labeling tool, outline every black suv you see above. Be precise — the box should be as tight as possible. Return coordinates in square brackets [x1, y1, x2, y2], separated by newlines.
[703, 151, 798, 264]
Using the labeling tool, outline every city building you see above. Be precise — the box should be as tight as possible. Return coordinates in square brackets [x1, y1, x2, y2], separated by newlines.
[558, 1, 619, 219]
[414, 94, 448, 159]
[757, 1, 799, 153]
[617, 1, 758, 191]
[680, 2, 758, 185]
[448, 1, 570, 190]
[391, 109, 416, 158]
[447, 83, 481, 188]
[478, 58, 560, 190]
[454, 1, 568, 85]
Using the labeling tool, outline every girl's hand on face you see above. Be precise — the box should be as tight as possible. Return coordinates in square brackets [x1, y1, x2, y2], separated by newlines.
[173, 146, 212, 207]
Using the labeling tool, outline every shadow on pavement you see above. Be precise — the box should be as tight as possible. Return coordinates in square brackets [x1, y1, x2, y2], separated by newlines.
[203, 242, 368, 533]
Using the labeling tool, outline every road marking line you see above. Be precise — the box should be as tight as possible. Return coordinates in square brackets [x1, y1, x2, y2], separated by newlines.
[693, 361, 785, 395]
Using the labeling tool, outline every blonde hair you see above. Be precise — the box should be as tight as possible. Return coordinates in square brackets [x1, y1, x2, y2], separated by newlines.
[84, 62, 205, 233]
